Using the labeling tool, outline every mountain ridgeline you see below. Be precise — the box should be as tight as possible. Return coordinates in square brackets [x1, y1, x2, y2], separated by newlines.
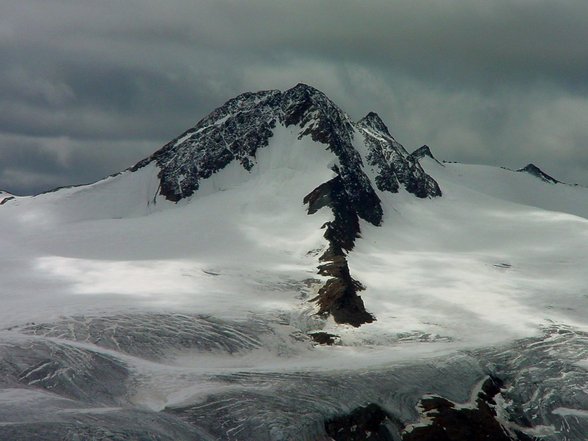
[133, 83, 442, 326]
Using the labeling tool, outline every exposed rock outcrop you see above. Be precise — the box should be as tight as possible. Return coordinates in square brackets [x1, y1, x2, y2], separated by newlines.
[357, 117, 442, 198]
[308, 331, 339, 345]
[304, 176, 374, 327]
[325, 403, 402, 441]
[517, 163, 560, 184]
[403, 377, 534, 441]
[409, 145, 443, 166]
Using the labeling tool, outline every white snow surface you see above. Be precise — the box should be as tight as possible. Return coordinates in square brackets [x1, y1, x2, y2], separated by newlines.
[1, 129, 588, 373]
[341, 158, 588, 347]
[0, 126, 333, 329]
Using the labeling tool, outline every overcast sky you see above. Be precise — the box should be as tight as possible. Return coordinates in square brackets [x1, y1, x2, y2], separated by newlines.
[1, 0, 587, 195]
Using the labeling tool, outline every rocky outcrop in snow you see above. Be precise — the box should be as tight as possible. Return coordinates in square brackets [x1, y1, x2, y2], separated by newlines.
[357, 116, 442, 198]
[325, 403, 401, 441]
[404, 377, 533, 441]
[304, 176, 374, 327]
[0, 190, 14, 205]
[410, 145, 443, 166]
[517, 163, 560, 184]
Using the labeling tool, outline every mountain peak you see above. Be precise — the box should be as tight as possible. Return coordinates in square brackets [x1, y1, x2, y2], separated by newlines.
[411, 145, 438, 161]
[289, 82, 323, 95]
[357, 112, 391, 136]
[283, 83, 339, 113]
[517, 163, 560, 184]
[132, 84, 441, 208]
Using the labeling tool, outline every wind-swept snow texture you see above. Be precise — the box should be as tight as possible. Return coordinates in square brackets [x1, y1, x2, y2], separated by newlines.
[1, 84, 588, 440]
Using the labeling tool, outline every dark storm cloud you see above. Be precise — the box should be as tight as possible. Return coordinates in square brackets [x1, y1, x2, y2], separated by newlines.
[0, 133, 157, 194]
[0, 0, 587, 194]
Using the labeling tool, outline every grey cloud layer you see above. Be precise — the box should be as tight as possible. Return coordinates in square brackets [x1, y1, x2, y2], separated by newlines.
[1, 1, 587, 194]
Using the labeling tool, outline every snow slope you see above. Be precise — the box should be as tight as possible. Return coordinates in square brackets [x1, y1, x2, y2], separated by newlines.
[0, 126, 335, 327]
[342, 158, 588, 348]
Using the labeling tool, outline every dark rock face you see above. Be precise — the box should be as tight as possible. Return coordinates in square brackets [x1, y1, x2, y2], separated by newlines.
[517, 163, 560, 184]
[309, 331, 339, 345]
[403, 377, 533, 441]
[325, 403, 401, 441]
[132, 89, 282, 202]
[357, 116, 442, 198]
[410, 145, 440, 164]
[314, 255, 374, 327]
[322, 377, 535, 441]
[304, 176, 360, 255]
[410, 145, 433, 161]
[284, 85, 384, 226]
[304, 176, 374, 327]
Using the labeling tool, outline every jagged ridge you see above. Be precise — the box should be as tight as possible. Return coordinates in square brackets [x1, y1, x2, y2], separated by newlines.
[357, 115, 442, 198]
[517, 163, 560, 184]
[133, 83, 440, 214]
[410, 145, 441, 163]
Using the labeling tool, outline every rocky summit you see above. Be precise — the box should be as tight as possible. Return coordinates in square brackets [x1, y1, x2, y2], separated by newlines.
[133, 83, 440, 215]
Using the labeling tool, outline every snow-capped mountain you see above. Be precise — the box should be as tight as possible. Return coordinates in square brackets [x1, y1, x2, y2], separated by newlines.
[132, 84, 439, 206]
[1, 84, 588, 440]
